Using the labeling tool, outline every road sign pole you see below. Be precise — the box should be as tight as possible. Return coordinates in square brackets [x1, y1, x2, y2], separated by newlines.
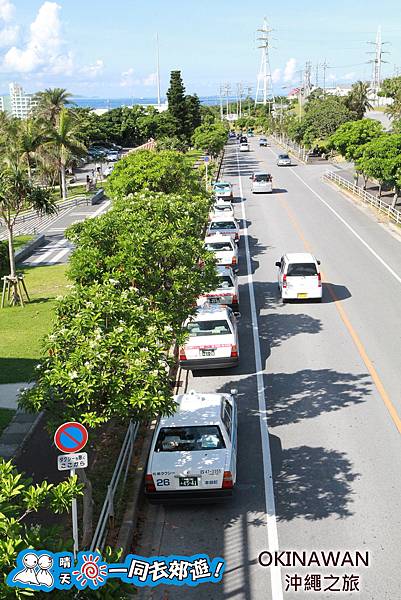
[71, 468, 79, 559]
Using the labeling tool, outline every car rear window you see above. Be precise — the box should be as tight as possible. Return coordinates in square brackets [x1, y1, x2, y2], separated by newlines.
[206, 241, 234, 251]
[218, 275, 234, 288]
[210, 221, 236, 230]
[279, 154, 289, 159]
[214, 184, 230, 190]
[254, 174, 271, 182]
[287, 262, 318, 276]
[155, 425, 225, 452]
[187, 319, 231, 336]
[214, 205, 232, 213]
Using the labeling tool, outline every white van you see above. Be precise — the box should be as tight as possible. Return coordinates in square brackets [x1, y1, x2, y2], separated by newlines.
[275, 253, 322, 301]
[250, 172, 273, 193]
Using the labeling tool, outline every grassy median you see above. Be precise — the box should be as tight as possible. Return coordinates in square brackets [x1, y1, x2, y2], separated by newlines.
[0, 263, 68, 384]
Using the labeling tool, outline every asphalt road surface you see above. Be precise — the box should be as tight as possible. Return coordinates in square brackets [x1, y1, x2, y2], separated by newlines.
[134, 138, 401, 600]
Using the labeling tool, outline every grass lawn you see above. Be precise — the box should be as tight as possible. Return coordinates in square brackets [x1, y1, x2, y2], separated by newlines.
[14, 235, 34, 251]
[0, 408, 15, 435]
[0, 263, 68, 384]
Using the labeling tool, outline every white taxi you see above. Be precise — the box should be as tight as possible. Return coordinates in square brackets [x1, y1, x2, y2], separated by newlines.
[145, 390, 237, 502]
[197, 266, 239, 311]
[207, 216, 240, 243]
[239, 142, 250, 152]
[275, 252, 322, 301]
[179, 304, 239, 370]
[212, 181, 233, 199]
[204, 234, 238, 271]
[209, 201, 235, 220]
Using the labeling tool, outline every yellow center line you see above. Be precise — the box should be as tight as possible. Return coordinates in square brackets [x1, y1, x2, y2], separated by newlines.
[280, 196, 401, 435]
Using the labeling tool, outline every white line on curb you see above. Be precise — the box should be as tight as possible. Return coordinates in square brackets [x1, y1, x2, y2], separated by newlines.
[236, 148, 283, 600]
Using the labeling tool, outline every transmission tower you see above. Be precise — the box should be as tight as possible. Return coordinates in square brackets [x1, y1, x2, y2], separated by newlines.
[304, 61, 312, 97]
[255, 17, 275, 107]
[321, 59, 329, 96]
[367, 26, 389, 104]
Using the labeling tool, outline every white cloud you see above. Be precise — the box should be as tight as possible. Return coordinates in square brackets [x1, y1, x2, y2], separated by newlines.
[81, 59, 104, 78]
[0, 0, 15, 22]
[343, 72, 355, 81]
[120, 67, 140, 88]
[272, 68, 281, 83]
[283, 58, 296, 82]
[142, 72, 157, 86]
[2, 2, 74, 74]
[0, 23, 17, 46]
[328, 74, 336, 81]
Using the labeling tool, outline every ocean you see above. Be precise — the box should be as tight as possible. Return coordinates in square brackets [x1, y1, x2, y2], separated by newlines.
[71, 96, 221, 109]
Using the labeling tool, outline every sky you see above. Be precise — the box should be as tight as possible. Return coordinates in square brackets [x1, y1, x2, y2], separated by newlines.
[0, 0, 399, 98]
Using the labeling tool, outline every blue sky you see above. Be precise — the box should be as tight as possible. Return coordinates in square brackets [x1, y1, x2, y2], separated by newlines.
[0, 0, 399, 98]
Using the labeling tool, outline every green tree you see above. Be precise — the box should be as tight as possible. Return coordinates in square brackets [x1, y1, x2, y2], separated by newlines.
[192, 123, 227, 157]
[328, 118, 383, 160]
[355, 134, 401, 203]
[106, 149, 202, 197]
[345, 81, 373, 120]
[185, 93, 202, 134]
[17, 119, 48, 183]
[292, 95, 354, 147]
[166, 70, 188, 139]
[379, 76, 401, 119]
[34, 87, 73, 126]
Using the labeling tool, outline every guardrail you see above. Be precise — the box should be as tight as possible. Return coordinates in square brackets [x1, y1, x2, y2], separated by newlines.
[89, 420, 140, 552]
[323, 171, 401, 225]
[271, 133, 309, 162]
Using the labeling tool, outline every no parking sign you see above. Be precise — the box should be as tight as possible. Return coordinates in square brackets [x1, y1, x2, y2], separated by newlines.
[54, 422, 88, 453]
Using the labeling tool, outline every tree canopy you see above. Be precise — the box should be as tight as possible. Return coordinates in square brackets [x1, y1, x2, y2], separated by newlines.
[328, 119, 383, 160]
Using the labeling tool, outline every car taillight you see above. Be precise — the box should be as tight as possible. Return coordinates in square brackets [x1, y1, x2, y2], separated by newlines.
[317, 273, 322, 287]
[232, 294, 238, 306]
[222, 471, 233, 489]
[231, 256, 237, 265]
[179, 348, 187, 361]
[235, 233, 239, 241]
[282, 274, 287, 288]
[230, 345, 238, 358]
[145, 474, 156, 493]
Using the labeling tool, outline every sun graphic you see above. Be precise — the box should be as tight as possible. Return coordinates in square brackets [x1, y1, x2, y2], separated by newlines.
[72, 554, 108, 588]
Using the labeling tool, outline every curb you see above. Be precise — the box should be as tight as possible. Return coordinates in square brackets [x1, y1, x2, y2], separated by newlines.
[0, 410, 43, 461]
[15, 234, 46, 264]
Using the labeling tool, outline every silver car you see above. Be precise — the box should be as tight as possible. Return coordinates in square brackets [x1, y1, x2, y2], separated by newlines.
[277, 153, 291, 166]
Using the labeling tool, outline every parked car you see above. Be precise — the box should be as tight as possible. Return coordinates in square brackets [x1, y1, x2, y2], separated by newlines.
[207, 216, 240, 243]
[204, 234, 238, 271]
[239, 142, 250, 152]
[106, 151, 119, 162]
[197, 265, 239, 311]
[275, 252, 322, 302]
[145, 389, 238, 502]
[277, 153, 291, 166]
[209, 201, 235, 220]
[259, 137, 268, 147]
[250, 172, 273, 193]
[212, 181, 233, 199]
[179, 304, 240, 370]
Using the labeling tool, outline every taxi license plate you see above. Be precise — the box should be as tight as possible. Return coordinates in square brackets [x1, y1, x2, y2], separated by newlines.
[179, 477, 198, 487]
[209, 297, 220, 303]
[201, 349, 215, 357]
[297, 293, 308, 299]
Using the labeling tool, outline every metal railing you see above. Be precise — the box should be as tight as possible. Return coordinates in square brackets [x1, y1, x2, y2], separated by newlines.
[271, 133, 309, 162]
[323, 171, 401, 225]
[90, 419, 140, 552]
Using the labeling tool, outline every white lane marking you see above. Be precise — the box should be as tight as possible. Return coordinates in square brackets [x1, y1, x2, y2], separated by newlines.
[268, 146, 401, 286]
[236, 147, 283, 600]
[90, 200, 111, 219]
[29, 238, 66, 264]
[47, 247, 71, 264]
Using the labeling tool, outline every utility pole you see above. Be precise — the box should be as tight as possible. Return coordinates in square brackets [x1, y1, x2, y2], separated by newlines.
[304, 61, 312, 98]
[237, 82, 244, 118]
[298, 70, 303, 121]
[367, 26, 389, 106]
[219, 84, 224, 120]
[155, 33, 161, 107]
[322, 59, 329, 96]
[255, 17, 275, 108]
[223, 82, 230, 119]
[247, 85, 252, 116]
[315, 63, 319, 88]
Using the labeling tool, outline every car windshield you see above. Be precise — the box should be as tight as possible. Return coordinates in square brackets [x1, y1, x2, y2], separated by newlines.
[254, 174, 271, 182]
[206, 242, 234, 251]
[218, 275, 234, 288]
[279, 154, 289, 160]
[187, 319, 231, 336]
[155, 425, 226, 452]
[287, 262, 318, 276]
[214, 184, 230, 191]
[210, 221, 235, 230]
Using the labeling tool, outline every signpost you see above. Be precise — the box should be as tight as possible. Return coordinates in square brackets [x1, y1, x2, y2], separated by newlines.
[204, 156, 209, 190]
[54, 422, 89, 558]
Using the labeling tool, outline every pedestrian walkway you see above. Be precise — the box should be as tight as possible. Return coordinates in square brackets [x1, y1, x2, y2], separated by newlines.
[21, 235, 73, 266]
[0, 382, 39, 460]
[0, 382, 33, 409]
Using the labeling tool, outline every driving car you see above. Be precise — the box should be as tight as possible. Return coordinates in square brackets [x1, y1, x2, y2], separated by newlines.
[259, 137, 268, 146]
[239, 136, 247, 143]
[207, 216, 240, 243]
[228, 131, 236, 139]
[277, 153, 292, 166]
[145, 389, 238, 502]
[179, 304, 240, 370]
[275, 252, 322, 302]
[106, 150, 119, 162]
[239, 142, 250, 152]
[250, 172, 273, 193]
[209, 201, 235, 220]
[212, 181, 233, 199]
[204, 234, 238, 271]
[197, 266, 239, 311]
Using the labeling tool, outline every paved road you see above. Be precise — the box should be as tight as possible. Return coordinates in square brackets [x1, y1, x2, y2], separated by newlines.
[134, 138, 401, 599]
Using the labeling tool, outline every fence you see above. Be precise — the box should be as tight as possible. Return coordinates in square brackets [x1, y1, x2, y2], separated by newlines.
[271, 133, 309, 162]
[323, 171, 401, 225]
[90, 420, 140, 552]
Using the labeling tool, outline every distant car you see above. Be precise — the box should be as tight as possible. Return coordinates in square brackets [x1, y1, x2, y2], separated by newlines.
[277, 153, 291, 166]
[106, 151, 119, 162]
[239, 136, 248, 144]
[239, 142, 250, 152]
[275, 252, 322, 302]
[212, 181, 233, 199]
[247, 129, 254, 137]
[259, 137, 268, 147]
[179, 304, 240, 370]
[197, 265, 239, 311]
[207, 216, 240, 243]
[228, 131, 236, 139]
[103, 165, 114, 177]
[250, 172, 273, 194]
[205, 234, 238, 271]
[145, 389, 238, 502]
[209, 202, 235, 220]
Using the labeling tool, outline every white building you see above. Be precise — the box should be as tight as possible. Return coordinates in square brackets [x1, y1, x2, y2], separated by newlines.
[7, 83, 38, 119]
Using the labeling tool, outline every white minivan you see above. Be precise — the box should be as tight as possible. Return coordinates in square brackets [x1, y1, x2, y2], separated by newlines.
[275, 252, 322, 301]
[250, 172, 273, 193]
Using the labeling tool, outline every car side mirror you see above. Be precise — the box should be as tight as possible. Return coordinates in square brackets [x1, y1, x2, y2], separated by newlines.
[275, 261, 281, 267]
[317, 260, 321, 265]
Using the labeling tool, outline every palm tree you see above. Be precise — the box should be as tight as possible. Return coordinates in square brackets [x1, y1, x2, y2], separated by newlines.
[346, 81, 373, 120]
[34, 87, 73, 126]
[45, 108, 86, 200]
[17, 119, 48, 183]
